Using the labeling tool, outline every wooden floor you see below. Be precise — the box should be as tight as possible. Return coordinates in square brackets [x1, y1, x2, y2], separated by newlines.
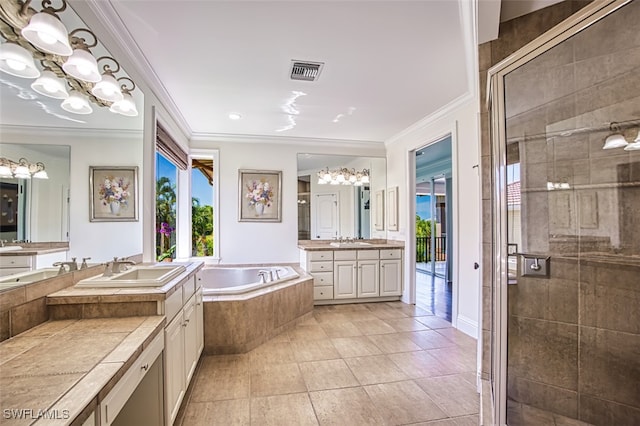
[416, 270, 452, 322]
[177, 302, 478, 426]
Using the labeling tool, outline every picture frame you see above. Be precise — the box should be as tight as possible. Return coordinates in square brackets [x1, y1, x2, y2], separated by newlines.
[238, 169, 282, 222]
[387, 186, 399, 231]
[89, 166, 138, 222]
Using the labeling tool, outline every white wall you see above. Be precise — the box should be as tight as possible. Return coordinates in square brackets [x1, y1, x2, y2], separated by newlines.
[1, 128, 144, 263]
[191, 138, 385, 265]
[385, 97, 481, 337]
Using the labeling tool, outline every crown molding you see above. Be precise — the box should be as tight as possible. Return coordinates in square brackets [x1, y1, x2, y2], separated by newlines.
[80, 0, 193, 139]
[0, 124, 142, 140]
[190, 131, 386, 151]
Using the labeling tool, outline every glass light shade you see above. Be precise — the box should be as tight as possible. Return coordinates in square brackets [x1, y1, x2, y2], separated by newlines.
[62, 49, 100, 83]
[21, 12, 72, 56]
[109, 91, 138, 116]
[317, 177, 325, 184]
[31, 70, 68, 99]
[0, 43, 40, 78]
[13, 165, 30, 179]
[92, 73, 123, 102]
[354, 181, 363, 186]
[624, 141, 640, 151]
[361, 175, 370, 184]
[602, 133, 628, 150]
[349, 174, 357, 183]
[33, 169, 48, 179]
[336, 173, 345, 183]
[61, 91, 92, 114]
[0, 165, 12, 178]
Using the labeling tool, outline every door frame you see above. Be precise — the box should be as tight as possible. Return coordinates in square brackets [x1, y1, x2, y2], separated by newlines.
[311, 192, 339, 239]
[486, 1, 630, 423]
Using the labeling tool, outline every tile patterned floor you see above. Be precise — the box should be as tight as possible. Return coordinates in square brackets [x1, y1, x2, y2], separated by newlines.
[177, 302, 478, 426]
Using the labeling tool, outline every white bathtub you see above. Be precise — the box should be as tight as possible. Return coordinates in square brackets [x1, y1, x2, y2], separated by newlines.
[200, 266, 300, 296]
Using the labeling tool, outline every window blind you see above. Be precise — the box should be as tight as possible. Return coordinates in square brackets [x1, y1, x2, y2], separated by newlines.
[156, 123, 188, 170]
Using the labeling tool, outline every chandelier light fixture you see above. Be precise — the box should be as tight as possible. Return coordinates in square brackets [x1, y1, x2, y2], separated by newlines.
[317, 167, 370, 186]
[0, 157, 48, 179]
[0, 0, 139, 116]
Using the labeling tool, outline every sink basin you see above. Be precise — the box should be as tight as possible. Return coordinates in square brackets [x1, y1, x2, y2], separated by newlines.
[0, 268, 60, 284]
[75, 265, 186, 288]
[0, 246, 23, 252]
[329, 242, 373, 248]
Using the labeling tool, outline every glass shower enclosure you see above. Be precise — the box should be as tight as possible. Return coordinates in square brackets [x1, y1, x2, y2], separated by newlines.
[489, 0, 640, 424]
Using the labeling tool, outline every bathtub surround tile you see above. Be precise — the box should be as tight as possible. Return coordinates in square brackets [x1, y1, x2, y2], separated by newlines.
[345, 354, 409, 385]
[507, 375, 578, 420]
[299, 358, 359, 391]
[579, 394, 640, 426]
[251, 393, 318, 426]
[309, 387, 387, 426]
[181, 302, 479, 426]
[364, 380, 448, 424]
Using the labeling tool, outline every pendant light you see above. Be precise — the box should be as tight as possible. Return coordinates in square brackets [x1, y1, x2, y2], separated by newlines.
[0, 43, 40, 78]
[13, 159, 31, 179]
[109, 78, 138, 116]
[62, 29, 100, 83]
[91, 57, 123, 102]
[21, 3, 72, 56]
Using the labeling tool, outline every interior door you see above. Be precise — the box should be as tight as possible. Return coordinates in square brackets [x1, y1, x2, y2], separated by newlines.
[313, 193, 338, 239]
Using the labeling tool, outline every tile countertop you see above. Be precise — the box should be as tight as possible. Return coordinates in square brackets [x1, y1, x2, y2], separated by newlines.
[0, 315, 165, 426]
[46, 261, 204, 305]
[297, 239, 405, 251]
[0, 246, 69, 256]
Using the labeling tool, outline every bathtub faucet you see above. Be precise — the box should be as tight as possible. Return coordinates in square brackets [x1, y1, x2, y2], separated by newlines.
[258, 269, 273, 283]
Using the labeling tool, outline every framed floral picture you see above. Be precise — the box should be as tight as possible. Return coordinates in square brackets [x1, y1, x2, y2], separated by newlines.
[238, 169, 282, 222]
[89, 166, 138, 222]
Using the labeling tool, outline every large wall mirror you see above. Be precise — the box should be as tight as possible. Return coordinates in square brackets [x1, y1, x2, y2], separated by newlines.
[297, 153, 386, 241]
[0, 144, 70, 242]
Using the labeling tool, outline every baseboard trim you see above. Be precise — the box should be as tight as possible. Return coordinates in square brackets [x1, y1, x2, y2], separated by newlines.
[457, 314, 478, 339]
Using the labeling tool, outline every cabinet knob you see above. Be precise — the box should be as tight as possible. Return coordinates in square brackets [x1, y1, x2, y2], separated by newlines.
[141, 363, 149, 371]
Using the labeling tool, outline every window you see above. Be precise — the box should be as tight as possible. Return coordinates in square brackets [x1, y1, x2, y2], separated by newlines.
[156, 152, 177, 261]
[190, 150, 218, 259]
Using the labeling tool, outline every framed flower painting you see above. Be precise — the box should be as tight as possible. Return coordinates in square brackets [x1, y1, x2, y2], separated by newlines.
[89, 166, 138, 222]
[238, 169, 282, 222]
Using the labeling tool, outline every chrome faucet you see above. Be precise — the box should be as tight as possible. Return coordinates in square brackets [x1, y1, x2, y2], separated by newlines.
[258, 269, 273, 283]
[103, 257, 136, 277]
[0, 239, 6, 247]
[80, 257, 91, 269]
[52, 258, 78, 275]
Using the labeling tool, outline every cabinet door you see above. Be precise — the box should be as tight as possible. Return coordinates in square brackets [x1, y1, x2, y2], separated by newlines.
[184, 295, 199, 385]
[380, 259, 402, 296]
[333, 260, 357, 299]
[357, 260, 379, 297]
[164, 312, 185, 426]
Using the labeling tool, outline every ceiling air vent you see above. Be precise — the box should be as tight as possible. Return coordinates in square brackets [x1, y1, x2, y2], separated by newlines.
[290, 61, 324, 82]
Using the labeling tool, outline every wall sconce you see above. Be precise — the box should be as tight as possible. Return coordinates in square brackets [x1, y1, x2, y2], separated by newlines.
[0, 157, 48, 179]
[624, 130, 640, 151]
[0, 0, 139, 116]
[317, 167, 370, 186]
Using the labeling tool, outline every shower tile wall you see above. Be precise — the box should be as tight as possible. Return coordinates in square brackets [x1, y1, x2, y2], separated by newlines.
[502, 1, 640, 424]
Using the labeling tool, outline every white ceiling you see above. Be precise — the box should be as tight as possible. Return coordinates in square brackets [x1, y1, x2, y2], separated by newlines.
[105, 0, 470, 143]
[0, 1, 562, 142]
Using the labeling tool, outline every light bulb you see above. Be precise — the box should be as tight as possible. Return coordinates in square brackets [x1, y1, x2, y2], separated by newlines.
[43, 80, 58, 93]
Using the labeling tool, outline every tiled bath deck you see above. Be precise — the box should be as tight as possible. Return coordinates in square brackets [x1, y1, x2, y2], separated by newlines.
[177, 302, 478, 426]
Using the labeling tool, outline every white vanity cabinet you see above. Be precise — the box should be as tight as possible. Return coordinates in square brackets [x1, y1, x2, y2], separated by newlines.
[101, 332, 164, 426]
[163, 273, 204, 426]
[301, 247, 403, 304]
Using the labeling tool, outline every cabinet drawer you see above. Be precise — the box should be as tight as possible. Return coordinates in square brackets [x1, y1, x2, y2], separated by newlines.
[357, 250, 379, 260]
[101, 332, 163, 425]
[308, 251, 333, 261]
[314, 286, 333, 300]
[0, 256, 32, 268]
[380, 249, 402, 260]
[312, 272, 333, 286]
[334, 250, 356, 261]
[309, 261, 333, 272]
[182, 276, 196, 305]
